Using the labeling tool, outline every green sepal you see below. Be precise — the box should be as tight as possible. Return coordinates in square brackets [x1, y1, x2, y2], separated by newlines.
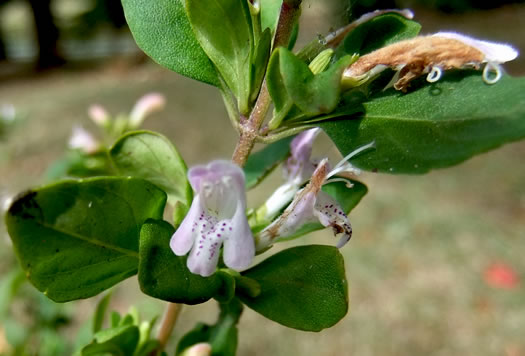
[5, 177, 166, 302]
[238, 245, 348, 331]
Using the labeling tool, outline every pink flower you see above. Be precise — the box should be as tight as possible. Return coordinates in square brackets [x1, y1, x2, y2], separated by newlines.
[129, 93, 166, 128]
[68, 125, 100, 154]
[170, 160, 254, 277]
[484, 262, 520, 289]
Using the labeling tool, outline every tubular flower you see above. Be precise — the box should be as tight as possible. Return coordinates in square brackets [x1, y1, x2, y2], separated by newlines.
[129, 92, 166, 128]
[259, 128, 321, 221]
[170, 160, 254, 277]
[256, 142, 375, 252]
[342, 32, 518, 91]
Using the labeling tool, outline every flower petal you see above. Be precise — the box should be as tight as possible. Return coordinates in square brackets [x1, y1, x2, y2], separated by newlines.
[223, 204, 255, 270]
[170, 194, 203, 255]
[313, 191, 352, 248]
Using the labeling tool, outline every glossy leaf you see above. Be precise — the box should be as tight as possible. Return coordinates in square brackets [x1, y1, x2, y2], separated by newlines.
[138, 220, 230, 305]
[110, 131, 192, 207]
[280, 179, 368, 241]
[6, 177, 166, 302]
[269, 48, 353, 120]
[238, 245, 348, 331]
[244, 136, 294, 189]
[186, 0, 253, 114]
[121, 0, 218, 86]
[338, 13, 421, 57]
[322, 72, 525, 174]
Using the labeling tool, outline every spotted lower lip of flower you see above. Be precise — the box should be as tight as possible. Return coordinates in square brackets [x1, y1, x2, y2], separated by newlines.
[170, 160, 254, 277]
[342, 32, 518, 91]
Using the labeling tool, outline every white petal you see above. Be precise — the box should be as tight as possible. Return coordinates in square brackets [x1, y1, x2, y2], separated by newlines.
[170, 195, 203, 255]
[223, 203, 255, 271]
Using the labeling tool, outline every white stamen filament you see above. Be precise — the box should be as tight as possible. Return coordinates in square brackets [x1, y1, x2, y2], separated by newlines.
[426, 66, 442, 82]
[327, 141, 376, 180]
[323, 177, 354, 188]
[483, 62, 502, 84]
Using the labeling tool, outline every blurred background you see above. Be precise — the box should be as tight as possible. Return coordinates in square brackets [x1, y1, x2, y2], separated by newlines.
[0, 0, 524, 355]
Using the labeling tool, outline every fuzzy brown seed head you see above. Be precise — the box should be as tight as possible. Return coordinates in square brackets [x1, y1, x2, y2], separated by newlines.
[344, 36, 486, 91]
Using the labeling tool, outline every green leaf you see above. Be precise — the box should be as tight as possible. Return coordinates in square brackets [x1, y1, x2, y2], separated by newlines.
[110, 131, 192, 208]
[261, 0, 282, 33]
[279, 179, 368, 241]
[93, 292, 112, 334]
[276, 48, 354, 117]
[121, 0, 218, 86]
[82, 325, 140, 356]
[244, 136, 294, 189]
[337, 13, 421, 57]
[238, 245, 348, 331]
[322, 72, 525, 174]
[6, 177, 167, 302]
[251, 28, 272, 102]
[176, 299, 242, 356]
[186, 0, 253, 114]
[138, 219, 229, 305]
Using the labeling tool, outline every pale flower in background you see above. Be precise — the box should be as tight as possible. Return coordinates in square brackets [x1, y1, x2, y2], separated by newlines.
[88, 104, 110, 127]
[170, 160, 254, 277]
[129, 92, 166, 128]
[68, 125, 100, 154]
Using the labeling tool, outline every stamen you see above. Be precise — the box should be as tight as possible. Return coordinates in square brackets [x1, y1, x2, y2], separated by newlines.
[483, 62, 502, 84]
[324, 177, 354, 188]
[327, 141, 376, 180]
[426, 66, 442, 83]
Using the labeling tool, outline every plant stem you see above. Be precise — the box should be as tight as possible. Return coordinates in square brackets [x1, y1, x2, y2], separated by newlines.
[232, 0, 303, 167]
[232, 83, 271, 166]
[154, 303, 182, 354]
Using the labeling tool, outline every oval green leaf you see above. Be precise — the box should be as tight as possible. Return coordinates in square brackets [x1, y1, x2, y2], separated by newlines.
[110, 131, 192, 208]
[238, 245, 348, 331]
[5, 177, 167, 302]
[322, 72, 525, 174]
[186, 0, 253, 114]
[121, 0, 218, 86]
